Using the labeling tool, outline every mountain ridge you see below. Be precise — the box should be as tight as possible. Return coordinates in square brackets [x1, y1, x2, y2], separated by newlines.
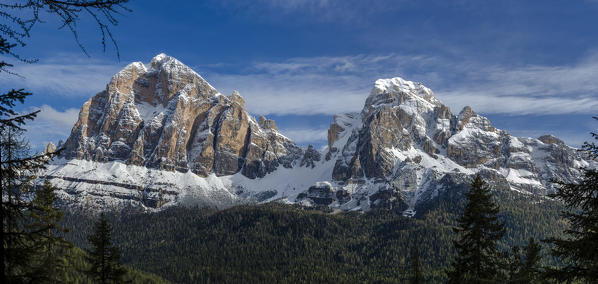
[62, 53, 302, 179]
[44, 53, 595, 213]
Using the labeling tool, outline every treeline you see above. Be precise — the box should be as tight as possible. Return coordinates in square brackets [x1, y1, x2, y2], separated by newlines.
[62, 204, 457, 283]
[41, 244, 168, 284]
[60, 183, 567, 283]
[2, 163, 169, 283]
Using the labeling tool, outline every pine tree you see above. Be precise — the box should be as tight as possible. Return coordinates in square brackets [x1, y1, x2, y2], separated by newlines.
[1, 110, 54, 282]
[409, 244, 424, 284]
[446, 174, 506, 284]
[507, 238, 542, 284]
[1, 1, 129, 282]
[85, 213, 126, 284]
[26, 180, 73, 283]
[544, 117, 598, 283]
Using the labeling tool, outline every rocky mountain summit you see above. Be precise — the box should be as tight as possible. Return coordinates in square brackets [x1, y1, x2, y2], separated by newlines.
[62, 53, 302, 179]
[324, 77, 592, 211]
[45, 54, 594, 213]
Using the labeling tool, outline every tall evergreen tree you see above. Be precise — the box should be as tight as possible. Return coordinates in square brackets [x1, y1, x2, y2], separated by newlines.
[26, 180, 72, 283]
[0, 1, 129, 282]
[85, 213, 126, 284]
[409, 244, 424, 284]
[1, 115, 55, 282]
[446, 174, 506, 284]
[507, 238, 542, 284]
[544, 117, 598, 283]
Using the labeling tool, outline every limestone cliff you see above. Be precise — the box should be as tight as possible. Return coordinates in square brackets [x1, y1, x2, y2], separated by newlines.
[45, 55, 595, 213]
[62, 54, 302, 179]
[326, 77, 593, 210]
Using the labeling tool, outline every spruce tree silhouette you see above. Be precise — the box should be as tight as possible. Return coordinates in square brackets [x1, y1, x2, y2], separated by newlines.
[1, 1, 129, 282]
[545, 117, 598, 283]
[446, 174, 506, 284]
[85, 213, 126, 284]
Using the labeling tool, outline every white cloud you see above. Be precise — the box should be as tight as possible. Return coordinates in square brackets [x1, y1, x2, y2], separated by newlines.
[506, 129, 592, 148]
[206, 53, 598, 116]
[0, 55, 122, 97]
[279, 128, 329, 144]
[433, 56, 598, 114]
[210, 73, 369, 115]
[206, 54, 428, 115]
[439, 92, 598, 115]
[257, 0, 330, 10]
[9, 51, 598, 150]
[24, 105, 80, 152]
[213, 0, 408, 24]
[9, 52, 597, 117]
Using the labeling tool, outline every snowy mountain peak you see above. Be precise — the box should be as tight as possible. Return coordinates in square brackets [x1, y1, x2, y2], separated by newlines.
[150, 53, 192, 73]
[456, 106, 495, 132]
[373, 77, 431, 95]
[362, 77, 442, 122]
[122, 61, 147, 73]
[368, 77, 439, 106]
[47, 60, 595, 213]
[106, 53, 217, 106]
[149, 52, 188, 69]
[60, 54, 302, 185]
[112, 52, 198, 87]
[150, 52, 169, 64]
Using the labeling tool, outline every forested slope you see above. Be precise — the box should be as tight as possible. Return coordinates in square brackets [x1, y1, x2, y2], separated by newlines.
[62, 187, 566, 283]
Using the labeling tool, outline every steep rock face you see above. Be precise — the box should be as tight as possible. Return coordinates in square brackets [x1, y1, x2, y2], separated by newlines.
[446, 107, 501, 168]
[43, 142, 57, 154]
[326, 77, 593, 212]
[332, 78, 452, 182]
[538, 134, 565, 146]
[300, 145, 321, 168]
[48, 56, 594, 213]
[62, 54, 302, 179]
[241, 121, 303, 179]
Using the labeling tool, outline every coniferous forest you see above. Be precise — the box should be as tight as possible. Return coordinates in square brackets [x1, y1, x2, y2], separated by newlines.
[60, 184, 569, 283]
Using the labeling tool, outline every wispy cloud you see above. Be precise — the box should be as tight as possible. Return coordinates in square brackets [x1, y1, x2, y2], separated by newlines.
[25, 105, 79, 152]
[213, 0, 408, 24]
[207, 53, 598, 116]
[6, 51, 598, 117]
[0, 54, 122, 97]
[210, 72, 368, 116]
[436, 55, 598, 114]
[206, 54, 430, 115]
[440, 92, 598, 115]
[508, 129, 592, 148]
[11, 51, 598, 150]
[279, 128, 328, 145]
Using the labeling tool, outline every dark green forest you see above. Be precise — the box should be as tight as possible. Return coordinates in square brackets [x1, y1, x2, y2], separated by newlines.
[52, 245, 170, 283]
[61, 186, 567, 283]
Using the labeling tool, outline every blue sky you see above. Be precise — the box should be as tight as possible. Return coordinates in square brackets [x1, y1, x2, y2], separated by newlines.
[2, 0, 598, 151]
